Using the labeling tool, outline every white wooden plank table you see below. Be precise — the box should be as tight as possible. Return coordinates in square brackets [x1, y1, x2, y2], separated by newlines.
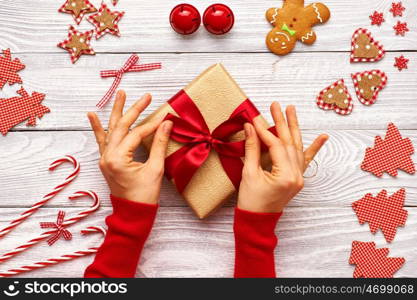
[0, 0, 416, 277]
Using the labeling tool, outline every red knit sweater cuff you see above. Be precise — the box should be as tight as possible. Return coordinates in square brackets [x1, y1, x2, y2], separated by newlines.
[108, 195, 158, 238]
[233, 207, 282, 278]
[84, 195, 158, 278]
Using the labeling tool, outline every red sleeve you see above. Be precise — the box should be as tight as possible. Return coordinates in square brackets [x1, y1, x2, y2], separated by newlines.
[233, 207, 282, 278]
[84, 195, 158, 278]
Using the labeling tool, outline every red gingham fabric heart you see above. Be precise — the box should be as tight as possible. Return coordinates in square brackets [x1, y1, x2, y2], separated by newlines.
[350, 28, 385, 63]
[316, 79, 354, 115]
[0, 87, 50, 136]
[351, 70, 387, 106]
[0, 49, 25, 89]
[87, 2, 125, 39]
[361, 123, 415, 177]
[349, 241, 405, 278]
[352, 189, 408, 243]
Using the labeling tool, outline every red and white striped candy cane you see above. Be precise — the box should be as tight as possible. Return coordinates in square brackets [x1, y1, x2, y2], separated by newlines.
[0, 226, 106, 277]
[0, 155, 80, 238]
[0, 190, 100, 263]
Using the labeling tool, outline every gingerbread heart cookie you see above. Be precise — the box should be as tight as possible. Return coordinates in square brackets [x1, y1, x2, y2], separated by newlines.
[351, 70, 387, 105]
[351, 28, 385, 63]
[316, 79, 353, 115]
[265, 0, 331, 56]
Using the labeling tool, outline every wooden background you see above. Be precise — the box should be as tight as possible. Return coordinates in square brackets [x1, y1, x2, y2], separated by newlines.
[0, 0, 416, 277]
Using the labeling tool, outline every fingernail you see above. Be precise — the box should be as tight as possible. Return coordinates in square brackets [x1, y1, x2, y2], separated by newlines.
[273, 101, 281, 110]
[163, 121, 173, 134]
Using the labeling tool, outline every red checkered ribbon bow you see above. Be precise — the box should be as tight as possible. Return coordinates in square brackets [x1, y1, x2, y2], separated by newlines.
[96, 54, 162, 109]
[40, 211, 72, 246]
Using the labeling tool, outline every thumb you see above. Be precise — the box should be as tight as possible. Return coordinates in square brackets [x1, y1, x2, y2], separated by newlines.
[243, 123, 261, 174]
[147, 120, 173, 173]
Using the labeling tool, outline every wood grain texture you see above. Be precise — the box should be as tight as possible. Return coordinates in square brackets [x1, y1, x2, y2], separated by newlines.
[0, 207, 416, 278]
[0, 0, 416, 53]
[0, 130, 416, 208]
[1, 52, 416, 131]
[0, 0, 416, 279]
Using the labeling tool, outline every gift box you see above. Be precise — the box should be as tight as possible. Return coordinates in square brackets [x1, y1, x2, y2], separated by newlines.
[140, 64, 269, 218]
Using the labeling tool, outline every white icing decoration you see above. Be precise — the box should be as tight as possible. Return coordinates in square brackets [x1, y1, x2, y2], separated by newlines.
[366, 45, 370, 49]
[270, 8, 279, 24]
[313, 3, 323, 23]
[368, 75, 372, 79]
[344, 99, 348, 104]
[301, 31, 314, 42]
[275, 32, 290, 41]
[338, 89, 344, 93]
[328, 94, 333, 98]
[355, 44, 359, 49]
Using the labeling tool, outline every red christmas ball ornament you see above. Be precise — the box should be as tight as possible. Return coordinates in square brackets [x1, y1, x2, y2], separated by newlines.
[169, 4, 201, 35]
[203, 4, 234, 35]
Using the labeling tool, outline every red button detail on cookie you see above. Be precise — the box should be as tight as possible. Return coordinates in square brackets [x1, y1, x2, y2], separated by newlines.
[170, 4, 201, 35]
[203, 4, 234, 35]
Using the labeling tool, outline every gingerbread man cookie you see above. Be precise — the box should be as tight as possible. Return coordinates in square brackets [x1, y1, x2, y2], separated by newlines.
[266, 0, 330, 55]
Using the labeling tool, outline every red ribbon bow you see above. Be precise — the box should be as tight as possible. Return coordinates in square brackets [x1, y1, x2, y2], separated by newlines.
[96, 54, 161, 109]
[40, 211, 72, 246]
[163, 90, 262, 193]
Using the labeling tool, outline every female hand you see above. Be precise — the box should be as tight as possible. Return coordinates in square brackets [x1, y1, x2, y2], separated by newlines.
[238, 102, 328, 213]
[87, 90, 173, 205]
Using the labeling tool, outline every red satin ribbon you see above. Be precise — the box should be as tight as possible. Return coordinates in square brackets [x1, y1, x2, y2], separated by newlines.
[163, 90, 262, 193]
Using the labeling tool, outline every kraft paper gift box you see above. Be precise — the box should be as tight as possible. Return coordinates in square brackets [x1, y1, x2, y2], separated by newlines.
[140, 64, 269, 219]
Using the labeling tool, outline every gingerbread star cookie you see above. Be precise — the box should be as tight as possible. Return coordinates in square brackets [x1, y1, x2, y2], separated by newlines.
[265, 0, 331, 56]
[88, 3, 125, 39]
[57, 25, 95, 63]
[351, 28, 385, 63]
[58, 0, 97, 25]
[316, 79, 353, 115]
[351, 70, 387, 106]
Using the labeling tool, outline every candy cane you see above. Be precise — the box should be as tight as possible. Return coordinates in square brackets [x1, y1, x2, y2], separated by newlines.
[0, 155, 80, 238]
[0, 190, 100, 263]
[0, 226, 106, 277]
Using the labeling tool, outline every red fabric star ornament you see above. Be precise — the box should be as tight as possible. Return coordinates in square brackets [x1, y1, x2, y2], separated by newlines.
[57, 25, 95, 64]
[369, 11, 385, 26]
[112, 0, 119, 5]
[0, 49, 25, 89]
[393, 21, 409, 36]
[352, 189, 408, 243]
[58, 0, 97, 25]
[88, 3, 125, 39]
[390, 2, 405, 17]
[0, 87, 50, 135]
[394, 55, 409, 71]
[349, 241, 405, 278]
[361, 123, 415, 177]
